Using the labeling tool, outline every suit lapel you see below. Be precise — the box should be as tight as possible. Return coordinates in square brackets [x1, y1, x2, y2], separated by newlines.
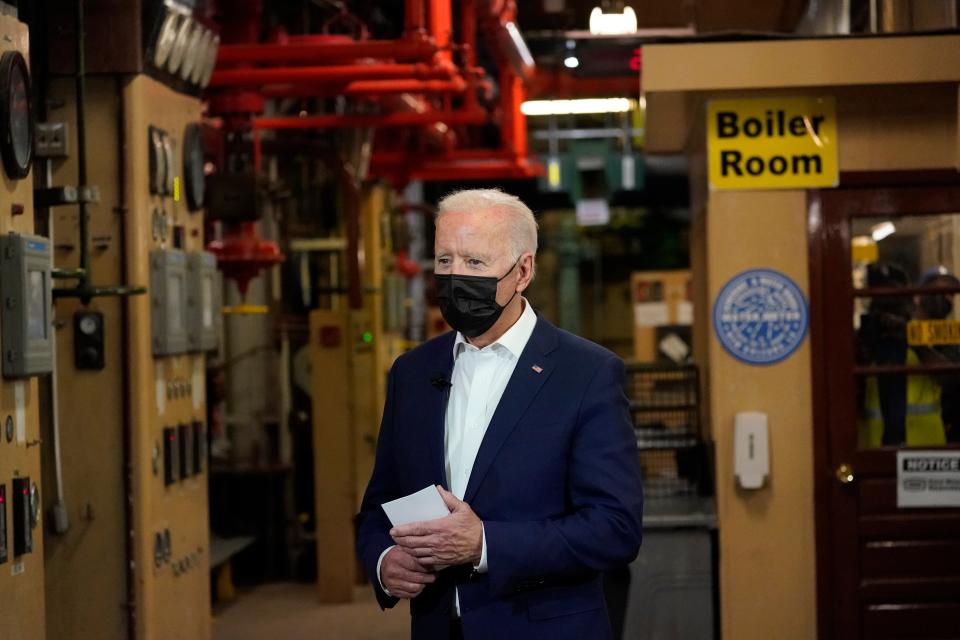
[463, 317, 559, 504]
[425, 334, 456, 488]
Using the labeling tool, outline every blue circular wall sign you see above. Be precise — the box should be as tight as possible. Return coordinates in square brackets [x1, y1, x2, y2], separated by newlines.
[713, 269, 809, 365]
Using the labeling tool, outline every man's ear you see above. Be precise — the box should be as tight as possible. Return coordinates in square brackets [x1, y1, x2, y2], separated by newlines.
[517, 252, 535, 292]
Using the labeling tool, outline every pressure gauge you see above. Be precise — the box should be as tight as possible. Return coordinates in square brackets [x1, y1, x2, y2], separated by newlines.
[78, 314, 99, 335]
[0, 51, 33, 180]
[168, 15, 193, 74]
[191, 29, 212, 85]
[149, 126, 165, 194]
[153, 9, 180, 69]
[162, 133, 175, 195]
[180, 21, 203, 81]
[199, 34, 220, 89]
[152, 207, 168, 242]
[183, 123, 204, 211]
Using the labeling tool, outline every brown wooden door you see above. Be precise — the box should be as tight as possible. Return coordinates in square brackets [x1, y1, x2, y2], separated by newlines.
[811, 184, 960, 639]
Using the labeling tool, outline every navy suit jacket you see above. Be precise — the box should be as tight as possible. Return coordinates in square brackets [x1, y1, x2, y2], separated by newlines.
[356, 315, 643, 640]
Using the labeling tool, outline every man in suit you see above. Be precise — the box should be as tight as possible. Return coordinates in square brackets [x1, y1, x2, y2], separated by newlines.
[356, 189, 643, 640]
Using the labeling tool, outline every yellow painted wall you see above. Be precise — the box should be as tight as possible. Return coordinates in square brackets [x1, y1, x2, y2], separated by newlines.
[644, 34, 960, 640]
[706, 190, 817, 640]
[44, 76, 128, 640]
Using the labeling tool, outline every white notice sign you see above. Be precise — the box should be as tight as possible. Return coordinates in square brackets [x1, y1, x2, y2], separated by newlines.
[897, 450, 960, 508]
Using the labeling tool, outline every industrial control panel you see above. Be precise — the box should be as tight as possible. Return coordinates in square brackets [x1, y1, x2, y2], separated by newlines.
[45, 73, 214, 640]
[0, 9, 47, 640]
[124, 74, 213, 640]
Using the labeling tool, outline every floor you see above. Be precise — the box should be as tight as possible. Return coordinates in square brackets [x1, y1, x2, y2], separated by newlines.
[213, 583, 409, 640]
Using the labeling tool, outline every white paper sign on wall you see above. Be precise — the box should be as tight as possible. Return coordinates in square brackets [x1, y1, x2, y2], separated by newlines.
[897, 450, 960, 508]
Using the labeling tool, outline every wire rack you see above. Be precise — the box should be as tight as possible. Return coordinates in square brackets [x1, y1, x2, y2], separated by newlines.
[625, 363, 705, 499]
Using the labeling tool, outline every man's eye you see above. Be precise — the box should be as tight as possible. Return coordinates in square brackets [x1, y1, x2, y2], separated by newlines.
[468, 259, 482, 266]
[437, 258, 450, 265]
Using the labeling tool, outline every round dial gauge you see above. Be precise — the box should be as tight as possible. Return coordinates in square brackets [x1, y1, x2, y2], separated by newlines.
[199, 34, 220, 89]
[79, 315, 99, 335]
[149, 127, 166, 194]
[151, 207, 168, 242]
[161, 133, 175, 195]
[168, 15, 193, 74]
[183, 123, 204, 211]
[180, 21, 203, 81]
[191, 29, 213, 85]
[153, 10, 180, 68]
[0, 51, 33, 180]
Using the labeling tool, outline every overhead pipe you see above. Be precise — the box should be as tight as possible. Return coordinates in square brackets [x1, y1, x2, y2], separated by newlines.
[259, 78, 468, 98]
[216, 39, 438, 65]
[251, 108, 487, 130]
[210, 62, 456, 87]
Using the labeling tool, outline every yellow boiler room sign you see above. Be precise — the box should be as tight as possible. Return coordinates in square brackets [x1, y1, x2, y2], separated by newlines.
[707, 97, 838, 190]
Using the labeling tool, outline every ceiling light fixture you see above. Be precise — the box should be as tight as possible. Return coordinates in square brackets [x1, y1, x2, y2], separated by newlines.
[563, 56, 579, 69]
[589, 6, 638, 36]
[870, 221, 896, 242]
[520, 97, 634, 116]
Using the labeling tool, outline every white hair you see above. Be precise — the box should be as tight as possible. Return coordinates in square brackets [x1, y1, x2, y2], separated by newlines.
[436, 188, 538, 261]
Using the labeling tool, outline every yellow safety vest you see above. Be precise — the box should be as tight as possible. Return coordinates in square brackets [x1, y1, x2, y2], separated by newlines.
[858, 349, 946, 447]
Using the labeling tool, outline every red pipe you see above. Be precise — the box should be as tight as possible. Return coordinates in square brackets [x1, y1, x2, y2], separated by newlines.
[216, 40, 437, 65]
[406, 0, 425, 34]
[499, 68, 526, 156]
[209, 63, 455, 87]
[259, 78, 468, 98]
[461, 0, 478, 111]
[251, 108, 487, 130]
[429, 0, 452, 65]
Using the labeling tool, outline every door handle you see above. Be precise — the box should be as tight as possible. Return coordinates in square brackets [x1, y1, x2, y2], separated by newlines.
[835, 463, 855, 484]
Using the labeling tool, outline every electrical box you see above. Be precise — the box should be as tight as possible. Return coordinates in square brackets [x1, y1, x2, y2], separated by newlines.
[12, 476, 31, 555]
[0, 484, 7, 564]
[1, 233, 53, 377]
[163, 427, 179, 486]
[192, 421, 205, 475]
[178, 423, 193, 479]
[150, 248, 188, 356]
[74, 310, 106, 369]
[186, 251, 220, 352]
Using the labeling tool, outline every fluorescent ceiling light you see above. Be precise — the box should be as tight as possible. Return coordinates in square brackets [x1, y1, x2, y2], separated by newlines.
[589, 6, 638, 36]
[521, 97, 634, 116]
[563, 56, 579, 69]
[870, 221, 896, 242]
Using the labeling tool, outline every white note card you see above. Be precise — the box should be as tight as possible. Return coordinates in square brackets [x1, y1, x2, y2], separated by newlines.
[381, 485, 450, 527]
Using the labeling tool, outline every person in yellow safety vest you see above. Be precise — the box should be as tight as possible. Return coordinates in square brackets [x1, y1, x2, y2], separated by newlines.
[858, 348, 946, 447]
[857, 265, 959, 447]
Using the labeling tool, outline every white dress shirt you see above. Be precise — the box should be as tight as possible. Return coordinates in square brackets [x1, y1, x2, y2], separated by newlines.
[378, 299, 538, 613]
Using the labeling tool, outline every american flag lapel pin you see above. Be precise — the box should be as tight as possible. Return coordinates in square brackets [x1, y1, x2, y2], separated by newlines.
[532, 364, 543, 374]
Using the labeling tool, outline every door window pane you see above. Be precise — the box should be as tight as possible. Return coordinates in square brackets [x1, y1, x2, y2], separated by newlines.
[851, 213, 960, 448]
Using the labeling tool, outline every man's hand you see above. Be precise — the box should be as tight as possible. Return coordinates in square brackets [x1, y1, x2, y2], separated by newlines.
[390, 486, 483, 568]
[380, 546, 436, 599]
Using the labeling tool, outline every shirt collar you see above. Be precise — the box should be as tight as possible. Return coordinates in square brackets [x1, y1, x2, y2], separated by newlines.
[453, 297, 537, 360]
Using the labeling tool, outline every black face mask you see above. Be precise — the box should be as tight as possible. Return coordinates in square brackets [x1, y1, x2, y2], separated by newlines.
[436, 259, 520, 338]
